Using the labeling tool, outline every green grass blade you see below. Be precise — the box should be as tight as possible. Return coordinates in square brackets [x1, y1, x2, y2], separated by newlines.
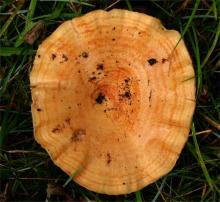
[125, 0, 133, 11]
[14, 21, 36, 47]
[0, 47, 35, 56]
[201, 20, 220, 68]
[187, 25, 202, 95]
[135, 191, 142, 202]
[211, 0, 217, 20]
[191, 123, 214, 190]
[0, 2, 24, 38]
[40, 0, 95, 7]
[26, 0, 37, 24]
[192, 26, 202, 96]
[151, 1, 173, 17]
[180, 0, 200, 38]
[173, 0, 200, 50]
[22, 0, 38, 46]
[47, 2, 65, 20]
[63, 166, 83, 188]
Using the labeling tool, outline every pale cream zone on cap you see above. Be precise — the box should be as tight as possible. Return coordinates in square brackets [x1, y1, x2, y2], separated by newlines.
[30, 9, 195, 195]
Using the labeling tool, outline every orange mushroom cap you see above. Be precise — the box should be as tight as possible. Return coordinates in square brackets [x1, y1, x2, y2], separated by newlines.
[30, 9, 196, 195]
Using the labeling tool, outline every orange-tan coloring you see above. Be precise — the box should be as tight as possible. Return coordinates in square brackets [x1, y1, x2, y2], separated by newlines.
[30, 9, 196, 195]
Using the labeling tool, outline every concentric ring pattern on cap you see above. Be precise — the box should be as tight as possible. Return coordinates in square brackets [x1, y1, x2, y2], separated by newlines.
[30, 9, 195, 195]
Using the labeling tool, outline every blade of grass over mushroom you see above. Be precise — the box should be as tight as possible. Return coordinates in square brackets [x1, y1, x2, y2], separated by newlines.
[187, 25, 202, 95]
[135, 191, 142, 202]
[172, 0, 200, 52]
[62, 166, 83, 188]
[125, 0, 133, 11]
[201, 20, 220, 68]
[191, 123, 214, 190]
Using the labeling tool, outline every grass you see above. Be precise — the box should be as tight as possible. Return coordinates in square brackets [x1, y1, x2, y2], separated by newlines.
[0, 0, 220, 201]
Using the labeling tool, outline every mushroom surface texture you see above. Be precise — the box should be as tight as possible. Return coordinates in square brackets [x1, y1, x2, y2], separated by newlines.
[30, 9, 196, 195]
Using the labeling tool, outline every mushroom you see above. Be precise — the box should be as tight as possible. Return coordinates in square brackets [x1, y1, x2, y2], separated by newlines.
[30, 9, 195, 195]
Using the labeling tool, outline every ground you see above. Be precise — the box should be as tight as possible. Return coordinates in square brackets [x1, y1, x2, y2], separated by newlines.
[0, 0, 220, 201]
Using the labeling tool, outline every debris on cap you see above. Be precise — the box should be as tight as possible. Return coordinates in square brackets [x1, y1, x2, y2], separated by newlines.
[30, 9, 196, 195]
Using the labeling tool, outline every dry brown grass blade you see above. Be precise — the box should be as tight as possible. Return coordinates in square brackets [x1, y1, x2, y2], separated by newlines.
[202, 115, 220, 131]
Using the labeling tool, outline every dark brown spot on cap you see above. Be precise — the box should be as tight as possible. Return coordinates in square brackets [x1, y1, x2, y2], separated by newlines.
[162, 58, 167, 63]
[37, 108, 42, 112]
[62, 54, 68, 62]
[81, 52, 88, 58]
[51, 54, 56, 60]
[106, 153, 111, 164]
[148, 90, 152, 107]
[96, 92, 106, 104]
[124, 91, 131, 98]
[89, 76, 96, 82]
[96, 64, 104, 70]
[65, 118, 71, 125]
[52, 124, 62, 133]
[124, 78, 130, 83]
[147, 58, 157, 66]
